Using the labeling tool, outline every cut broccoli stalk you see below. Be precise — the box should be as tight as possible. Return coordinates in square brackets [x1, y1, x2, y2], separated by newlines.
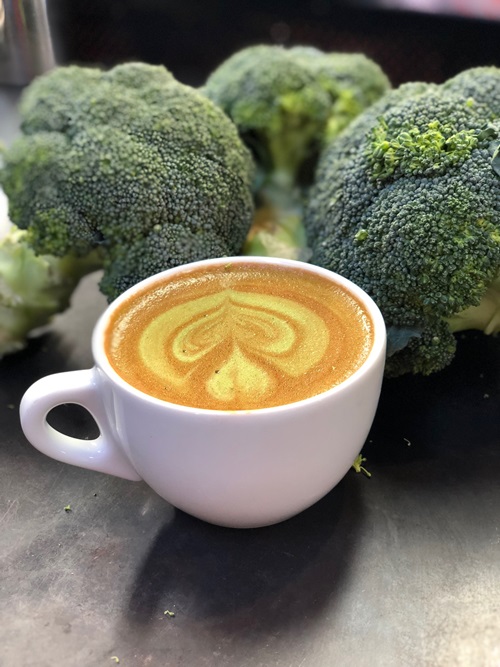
[243, 180, 311, 261]
[446, 272, 500, 335]
[0, 226, 102, 357]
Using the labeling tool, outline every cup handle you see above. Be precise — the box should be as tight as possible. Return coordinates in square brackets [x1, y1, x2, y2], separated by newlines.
[19, 369, 142, 481]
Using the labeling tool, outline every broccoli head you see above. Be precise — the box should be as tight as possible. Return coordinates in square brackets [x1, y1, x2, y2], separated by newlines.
[203, 45, 390, 259]
[203, 44, 390, 188]
[0, 62, 255, 301]
[305, 67, 500, 376]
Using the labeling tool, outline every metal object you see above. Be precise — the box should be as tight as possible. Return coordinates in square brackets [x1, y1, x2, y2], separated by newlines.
[0, 0, 56, 85]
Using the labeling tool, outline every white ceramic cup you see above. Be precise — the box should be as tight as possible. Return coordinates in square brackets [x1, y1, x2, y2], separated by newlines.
[20, 257, 386, 528]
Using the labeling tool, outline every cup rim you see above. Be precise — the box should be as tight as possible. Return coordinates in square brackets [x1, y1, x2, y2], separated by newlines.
[92, 256, 386, 415]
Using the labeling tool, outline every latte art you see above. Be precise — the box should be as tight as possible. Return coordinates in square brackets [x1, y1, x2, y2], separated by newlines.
[139, 289, 330, 407]
[105, 262, 374, 410]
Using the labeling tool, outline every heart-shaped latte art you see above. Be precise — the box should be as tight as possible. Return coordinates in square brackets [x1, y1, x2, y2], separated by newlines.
[139, 289, 330, 407]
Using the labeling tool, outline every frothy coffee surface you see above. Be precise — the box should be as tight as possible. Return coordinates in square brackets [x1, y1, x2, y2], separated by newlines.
[105, 262, 373, 410]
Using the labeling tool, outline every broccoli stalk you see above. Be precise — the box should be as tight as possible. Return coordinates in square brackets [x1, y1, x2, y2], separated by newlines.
[242, 180, 310, 260]
[203, 45, 390, 260]
[0, 189, 102, 356]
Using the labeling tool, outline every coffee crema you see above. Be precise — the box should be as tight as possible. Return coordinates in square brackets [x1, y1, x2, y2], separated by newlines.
[104, 262, 374, 410]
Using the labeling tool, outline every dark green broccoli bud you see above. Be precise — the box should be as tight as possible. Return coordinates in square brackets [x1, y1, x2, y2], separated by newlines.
[202, 45, 390, 260]
[305, 69, 500, 376]
[0, 62, 255, 301]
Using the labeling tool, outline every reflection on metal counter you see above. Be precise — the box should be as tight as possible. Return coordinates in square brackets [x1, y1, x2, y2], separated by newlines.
[0, 0, 56, 85]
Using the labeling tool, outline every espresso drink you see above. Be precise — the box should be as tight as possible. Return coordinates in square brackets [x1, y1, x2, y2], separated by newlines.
[105, 262, 374, 410]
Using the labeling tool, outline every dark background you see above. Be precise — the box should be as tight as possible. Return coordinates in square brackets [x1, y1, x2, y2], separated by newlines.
[48, 0, 500, 88]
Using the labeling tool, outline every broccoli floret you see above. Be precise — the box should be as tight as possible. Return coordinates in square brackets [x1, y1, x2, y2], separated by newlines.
[204, 45, 390, 186]
[305, 68, 500, 376]
[0, 62, 255, 301]
[0, 188, 101, 356]
[202, 45, 390, 259]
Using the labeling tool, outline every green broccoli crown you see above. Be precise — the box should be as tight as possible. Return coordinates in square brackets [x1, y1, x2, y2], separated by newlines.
[305, 70, 500, 376]
[442, 66, 500, 112]
[0, 62, 255, 300]
[202, 45, 390, 185]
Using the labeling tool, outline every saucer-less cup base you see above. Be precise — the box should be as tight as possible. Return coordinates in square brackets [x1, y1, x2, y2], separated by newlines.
[20, 257, 386, 529]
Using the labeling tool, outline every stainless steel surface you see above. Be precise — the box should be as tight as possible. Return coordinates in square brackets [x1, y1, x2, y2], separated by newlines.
[0, 84, 20, 141]
[0, 0, 56, 85]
